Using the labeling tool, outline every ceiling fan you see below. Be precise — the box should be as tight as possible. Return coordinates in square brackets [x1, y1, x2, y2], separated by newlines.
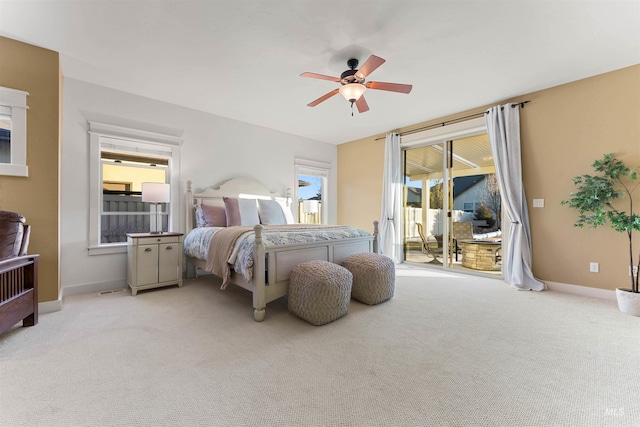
[300, 55, 412, 114]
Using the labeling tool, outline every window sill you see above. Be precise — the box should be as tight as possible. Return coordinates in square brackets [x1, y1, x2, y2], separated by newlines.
[0, 164, 28, 177]
[88, 244, 127, 256]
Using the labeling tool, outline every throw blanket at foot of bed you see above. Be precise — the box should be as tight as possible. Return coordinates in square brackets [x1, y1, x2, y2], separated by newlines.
[205, 226, 253, 288]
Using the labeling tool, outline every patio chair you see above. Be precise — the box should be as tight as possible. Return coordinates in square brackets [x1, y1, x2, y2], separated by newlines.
[452, 221, 474, 261]
[416, 223, 443, 264]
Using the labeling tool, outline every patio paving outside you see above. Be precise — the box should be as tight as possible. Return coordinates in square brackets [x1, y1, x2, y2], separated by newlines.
[404, 238, 502, 276]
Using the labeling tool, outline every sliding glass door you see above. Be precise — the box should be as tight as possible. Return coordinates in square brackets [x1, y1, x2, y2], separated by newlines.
[404, 143, 446, 264]
[403, 132, 502, 276]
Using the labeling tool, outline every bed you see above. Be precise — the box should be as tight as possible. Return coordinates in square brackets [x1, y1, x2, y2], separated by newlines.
[184, 178, 379, 321]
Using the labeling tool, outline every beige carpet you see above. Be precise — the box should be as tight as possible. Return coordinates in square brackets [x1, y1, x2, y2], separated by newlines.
[1, 265, 639, 427]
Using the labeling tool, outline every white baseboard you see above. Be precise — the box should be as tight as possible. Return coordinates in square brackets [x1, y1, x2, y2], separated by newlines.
[39, 298, 63, 314]
[61, 279, 128, 298]
[545, 280, 617, 301]
[35, 280, 127, 315]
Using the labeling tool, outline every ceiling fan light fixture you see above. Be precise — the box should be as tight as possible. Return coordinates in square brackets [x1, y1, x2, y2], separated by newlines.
[301, 55, 411, 112]
[339, 83, 366, 102]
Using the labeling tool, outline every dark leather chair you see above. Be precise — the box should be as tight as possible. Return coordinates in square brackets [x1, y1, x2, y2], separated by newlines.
[0, 210, 31, 258]
[0, 210, 39, 335]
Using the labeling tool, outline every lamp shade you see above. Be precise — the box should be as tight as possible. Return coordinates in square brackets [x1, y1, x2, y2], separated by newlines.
[339, 83, 367, 102]
[142, 182, 170, 203]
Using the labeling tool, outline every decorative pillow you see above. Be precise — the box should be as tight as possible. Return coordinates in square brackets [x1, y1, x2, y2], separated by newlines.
[278, 200, 296, 224]
[200, 204, 227, 227]
[193, 204, 206, 227]
[223, 197, 260, 227]
[258, 199, 287, 225]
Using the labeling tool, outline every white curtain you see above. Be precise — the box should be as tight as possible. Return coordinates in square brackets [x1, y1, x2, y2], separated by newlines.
[379, 133, 403, 263]
[485, 104, 545, 291]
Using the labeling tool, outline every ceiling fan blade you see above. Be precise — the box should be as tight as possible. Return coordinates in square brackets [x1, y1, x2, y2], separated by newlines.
[307, 89, 340, 107]
[355, 96, 369, 113]
[355, 55, 385, 79]
[366, 81, 413, 94]
[300, 72, 340, 82]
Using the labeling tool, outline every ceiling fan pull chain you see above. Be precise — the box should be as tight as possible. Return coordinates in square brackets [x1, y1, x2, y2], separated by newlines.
[351, 100, 355, 116]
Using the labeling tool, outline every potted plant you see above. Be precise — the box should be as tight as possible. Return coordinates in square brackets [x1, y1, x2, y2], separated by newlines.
[562, 153, 640, 316]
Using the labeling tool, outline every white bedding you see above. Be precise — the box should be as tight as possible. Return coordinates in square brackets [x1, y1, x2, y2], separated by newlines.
[184, 224, 372, 283]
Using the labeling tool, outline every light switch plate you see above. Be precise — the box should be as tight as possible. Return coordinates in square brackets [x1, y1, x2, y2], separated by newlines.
[533, 199, 545, 208]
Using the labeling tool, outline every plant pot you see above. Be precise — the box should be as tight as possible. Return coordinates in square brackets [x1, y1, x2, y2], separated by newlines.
[615, 288, 640, 317]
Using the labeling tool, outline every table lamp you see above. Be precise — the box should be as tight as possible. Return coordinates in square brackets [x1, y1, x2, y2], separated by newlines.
[302, 200, 319, 224]
[142, 182, 170, 234]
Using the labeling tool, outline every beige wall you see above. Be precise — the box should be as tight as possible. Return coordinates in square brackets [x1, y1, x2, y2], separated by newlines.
[0, 36, 60, 302]
[525, 65, 639, 291]
[338, 64, 640, 292]
[337, 136, 386, 231]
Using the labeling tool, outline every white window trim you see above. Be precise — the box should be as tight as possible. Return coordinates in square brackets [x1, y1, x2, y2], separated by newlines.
[400, 117, 487, 148]
[88, 121, 182, 255]
[0, 86, 29, 177]
[294, 158, 331, 224]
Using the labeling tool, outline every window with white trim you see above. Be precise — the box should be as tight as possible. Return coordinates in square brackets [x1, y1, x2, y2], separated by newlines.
[294, 159, 331, 224]
[0, 86, 29, 177]
[89, 122, 182, 255]
[101, 148, 169, 242]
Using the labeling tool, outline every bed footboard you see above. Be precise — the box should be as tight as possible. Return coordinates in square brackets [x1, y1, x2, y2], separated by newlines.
[251, 221, 379, 321]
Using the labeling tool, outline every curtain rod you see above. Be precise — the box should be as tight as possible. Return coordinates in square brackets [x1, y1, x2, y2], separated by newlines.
[375, 100, 530, 140]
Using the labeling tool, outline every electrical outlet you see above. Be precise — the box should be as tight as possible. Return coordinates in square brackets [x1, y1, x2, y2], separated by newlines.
[630, 266, 638, 276]
[590, 262, 599, 273]
[533, 199, 544, 208]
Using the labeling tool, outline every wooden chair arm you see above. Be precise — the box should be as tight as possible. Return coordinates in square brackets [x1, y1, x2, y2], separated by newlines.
[0, 254, 39, 274]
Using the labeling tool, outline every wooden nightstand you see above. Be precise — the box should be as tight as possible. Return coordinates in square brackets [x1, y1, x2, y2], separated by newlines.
[126, 232, 184, 295]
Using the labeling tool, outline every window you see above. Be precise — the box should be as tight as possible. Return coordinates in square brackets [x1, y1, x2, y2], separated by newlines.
[100, 150, 169, 243]
[89, 122, 182, 255]
[295, 159, 331, 224]
[0, 105, 11, 163]
[0, 86, 29, 177]
[463, 202, 475, 212]
[298, 174, 323, 224]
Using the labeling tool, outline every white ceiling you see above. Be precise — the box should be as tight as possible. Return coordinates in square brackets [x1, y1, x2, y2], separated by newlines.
[1, 1, 638, 145]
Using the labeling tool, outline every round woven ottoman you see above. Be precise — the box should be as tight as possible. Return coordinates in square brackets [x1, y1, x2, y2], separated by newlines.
[342, 253, 395, 305]
[288, 260, 353, 325]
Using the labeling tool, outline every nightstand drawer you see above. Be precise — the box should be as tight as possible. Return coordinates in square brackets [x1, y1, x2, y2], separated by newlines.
[133, 235, 180, 245]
